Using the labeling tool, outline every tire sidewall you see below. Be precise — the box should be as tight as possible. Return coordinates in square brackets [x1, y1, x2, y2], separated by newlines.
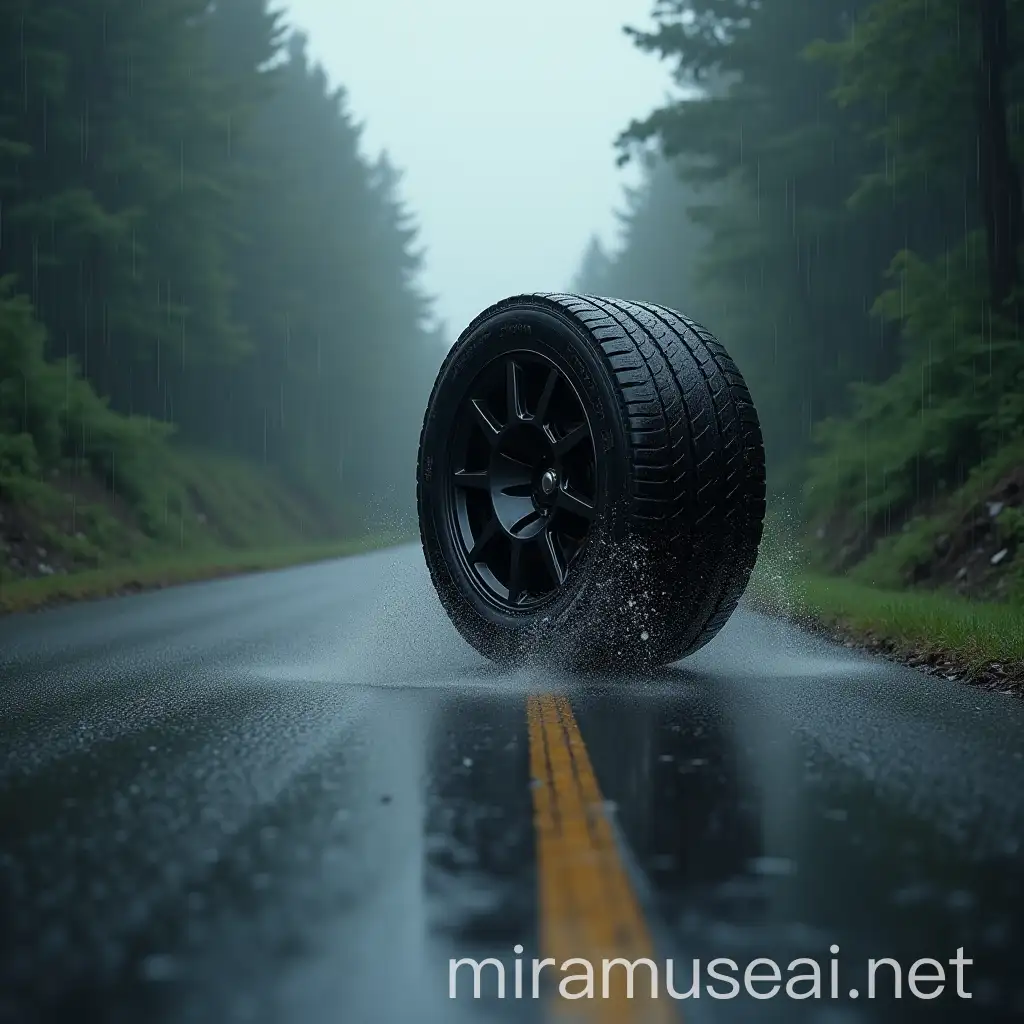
[417, 303, 631, 662]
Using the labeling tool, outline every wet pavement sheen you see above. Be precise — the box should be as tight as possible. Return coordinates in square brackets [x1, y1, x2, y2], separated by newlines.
[0, 545, 1022, 1023]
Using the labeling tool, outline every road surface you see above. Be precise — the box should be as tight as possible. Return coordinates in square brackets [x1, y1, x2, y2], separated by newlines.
[0, 544, 1021, 1023]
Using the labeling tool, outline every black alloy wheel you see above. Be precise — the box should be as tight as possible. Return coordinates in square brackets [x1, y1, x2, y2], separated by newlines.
[417, 293, 766, 671]
[448, 353, 597, 611]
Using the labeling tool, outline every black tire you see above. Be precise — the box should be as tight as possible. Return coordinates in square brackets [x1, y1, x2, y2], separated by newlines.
[416, 292, 766, 672]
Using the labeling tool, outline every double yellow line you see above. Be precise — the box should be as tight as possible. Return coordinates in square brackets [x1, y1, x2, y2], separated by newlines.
[526, 693, 677, 1024]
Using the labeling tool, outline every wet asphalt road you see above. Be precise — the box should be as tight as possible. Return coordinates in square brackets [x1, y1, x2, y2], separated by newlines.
[0, 543, 1022, 1024]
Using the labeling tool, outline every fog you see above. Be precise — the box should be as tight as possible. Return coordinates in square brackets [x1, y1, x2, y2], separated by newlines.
[0, 0, 1021, 608]
[284, 0, 670, 335]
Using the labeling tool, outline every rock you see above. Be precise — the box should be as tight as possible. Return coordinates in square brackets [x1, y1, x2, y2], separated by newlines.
[955, 566, 968, 581]
[934, 534, 951, 556]
[988, 501, 1004, 518]
[38, 563, 54, 575]
[991, 548, 1009, 566]
[36, 546, 47, 558]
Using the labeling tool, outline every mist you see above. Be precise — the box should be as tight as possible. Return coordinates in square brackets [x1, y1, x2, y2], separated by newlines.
[0, 0, 1021, 608]
[2, 4, 1023, 1018]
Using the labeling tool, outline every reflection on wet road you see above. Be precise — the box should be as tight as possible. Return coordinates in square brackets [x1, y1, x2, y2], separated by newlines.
[0, 544, 1021, 1023]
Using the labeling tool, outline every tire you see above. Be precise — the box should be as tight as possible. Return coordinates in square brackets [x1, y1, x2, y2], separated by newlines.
[416, 292, 766, 672]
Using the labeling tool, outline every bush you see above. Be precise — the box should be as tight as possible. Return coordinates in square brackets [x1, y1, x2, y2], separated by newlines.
[804, 235, 1024, 545]
[0, 276, 177, 523]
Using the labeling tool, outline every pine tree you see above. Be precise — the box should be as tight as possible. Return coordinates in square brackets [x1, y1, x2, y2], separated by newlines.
[0, 0, 441, 529]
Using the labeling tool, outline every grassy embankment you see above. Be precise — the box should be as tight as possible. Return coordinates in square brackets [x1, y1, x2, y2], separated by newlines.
[0, 447, 410, 614]
[0, 535, 403, 614]
[747, 449, 1024, 694]
[748, 566, 1024, 692]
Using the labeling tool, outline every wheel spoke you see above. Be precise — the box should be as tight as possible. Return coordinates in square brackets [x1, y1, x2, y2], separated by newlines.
[453, 468, 489, 490]
[471, 399, 502, 445]
[538, 527, 566, 585]
[555, 486, 595, 520]
[468, 516, 499, 561]
[534, 368, 558, 424]
[554, 422, 589, 456]
[506, 360, 524, 423]
[507, 541, 524, 605]
[494, 451, 533, 476]
[500, 482, 533, 498]
[509, 508, 542, 536]
[452, 355, 597, 609]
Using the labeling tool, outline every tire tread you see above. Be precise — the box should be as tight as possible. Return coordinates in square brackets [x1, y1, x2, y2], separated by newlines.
[416, 291, 766, 666]
[538, 292, 766, 659]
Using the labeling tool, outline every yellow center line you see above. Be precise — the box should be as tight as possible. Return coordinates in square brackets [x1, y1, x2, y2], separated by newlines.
[527, 693, 678, 1024]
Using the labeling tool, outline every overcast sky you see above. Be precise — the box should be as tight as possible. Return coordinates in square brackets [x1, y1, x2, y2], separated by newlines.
[283, 0, 673, 340]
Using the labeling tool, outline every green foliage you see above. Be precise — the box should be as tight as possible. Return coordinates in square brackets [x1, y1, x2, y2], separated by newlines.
[165, 450, 352, 550]
[0, 0, 440, 570]
[582, 0, 1024, 596]
[612, 0, 932, 487]
[805, 235, 1024, 533]
[0, 278, 172, 499]
[848, 519, 939, 590]
[824, 438, 1024, 588]
[807, 0, 976, 203]
[998, 505, 1024, 545]
[0, 433, 41, 482]
[750, 569, 1024, 674]
[200, 30, 438, 509]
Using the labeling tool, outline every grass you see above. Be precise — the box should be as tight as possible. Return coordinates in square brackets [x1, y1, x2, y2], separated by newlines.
[161, 450, 350, 549]
[748, 567, 1024, 682]
[0, 532, 411, 614]
[844, 439, 1024, 595]
[0, 437, 411, 613]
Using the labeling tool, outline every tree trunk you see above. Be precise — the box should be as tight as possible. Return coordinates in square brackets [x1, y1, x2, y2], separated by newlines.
[974, 0, 1022, 310]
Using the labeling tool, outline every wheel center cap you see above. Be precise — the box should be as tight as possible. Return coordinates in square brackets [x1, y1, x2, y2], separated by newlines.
[540, 468, 558, 496]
